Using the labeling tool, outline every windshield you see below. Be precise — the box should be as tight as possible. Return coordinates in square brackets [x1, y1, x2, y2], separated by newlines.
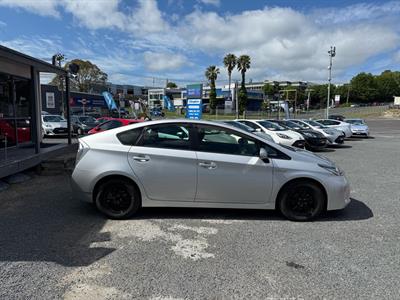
[224, 121, 255, 132]
[43, 116, 65, 122]
[303, 120, 327, 129]
[78, 116, 96, 123]
[280, 120, 303, 129]
[257, 120, 286, 131]
[346, 119, 365, 125]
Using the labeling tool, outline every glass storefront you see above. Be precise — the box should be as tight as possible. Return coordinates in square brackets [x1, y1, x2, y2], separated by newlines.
[0, 72, 32, 148]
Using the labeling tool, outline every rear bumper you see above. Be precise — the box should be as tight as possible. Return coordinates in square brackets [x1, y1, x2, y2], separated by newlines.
[70, 173, 92, 203]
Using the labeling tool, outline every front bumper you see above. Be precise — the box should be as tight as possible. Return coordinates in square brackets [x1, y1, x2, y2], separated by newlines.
[44, 127, 69, 135]
[292, 140, 306, 148]
[326, 175, 351, 210]
[305, 137, 328, 149]
[352, 130, 369, 136]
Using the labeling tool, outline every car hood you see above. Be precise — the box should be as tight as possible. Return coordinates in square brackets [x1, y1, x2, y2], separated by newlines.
[292, 148, 334, 165]
[44, 121, 67, 127]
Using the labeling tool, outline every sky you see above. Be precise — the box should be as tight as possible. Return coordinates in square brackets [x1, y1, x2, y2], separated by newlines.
[0, 0, 400, 87]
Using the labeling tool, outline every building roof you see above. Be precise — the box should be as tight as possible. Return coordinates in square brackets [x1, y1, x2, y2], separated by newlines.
[0, 45, 67, 75]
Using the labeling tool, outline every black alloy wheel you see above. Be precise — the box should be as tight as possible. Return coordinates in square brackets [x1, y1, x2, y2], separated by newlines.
[278, 181, 325, 221]
[95, 179, 140, 219]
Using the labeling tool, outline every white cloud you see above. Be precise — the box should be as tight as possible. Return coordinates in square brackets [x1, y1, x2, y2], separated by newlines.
[198, 0, 220, 6]
[178, 6, 400, 82]
[143, 51, 189, 71]
[61, 0, 125, 30]
[0, 20, 6, 27]
[313, 1, 400, 25]
[0, 0, 60, 17]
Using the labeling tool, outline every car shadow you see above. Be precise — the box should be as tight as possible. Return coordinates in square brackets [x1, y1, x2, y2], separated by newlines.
[312, 148, 335, 153]
[0, 176, 114, 267]
[321, 198, 373, 221]
[329, 144, 352, 149]
[136, 198, 372, 222]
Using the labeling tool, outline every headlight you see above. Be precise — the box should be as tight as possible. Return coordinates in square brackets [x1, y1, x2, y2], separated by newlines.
[277, 133, 292, 139]
[318, 163, 344, 176]
[303, 132, 317, 138]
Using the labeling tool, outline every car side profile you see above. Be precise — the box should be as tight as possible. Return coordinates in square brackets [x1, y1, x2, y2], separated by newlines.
[236, 119, 305, 148]
[71, 119, 350, 221]
[315, 119, 352, 138]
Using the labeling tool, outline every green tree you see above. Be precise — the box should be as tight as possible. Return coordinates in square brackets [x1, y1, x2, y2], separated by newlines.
[237, 55, 251, 114]
[223, 53, 237, 100]
[205, 65, 220, 110]
[50, 59, 108, 93]
[262, 83, 278, 100]
[166, 81, 178, 88]
[375, 70, 400, 102]
[350, 72, 378, 103]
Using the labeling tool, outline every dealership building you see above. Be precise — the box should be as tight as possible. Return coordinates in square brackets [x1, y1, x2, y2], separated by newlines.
[0, 45, 72, 178]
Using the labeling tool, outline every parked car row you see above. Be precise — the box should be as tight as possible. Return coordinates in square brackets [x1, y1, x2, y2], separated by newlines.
[41, 112, 144, 138]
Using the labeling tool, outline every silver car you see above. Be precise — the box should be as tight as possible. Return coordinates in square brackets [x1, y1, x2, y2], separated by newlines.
[41, 114, 68, 137]
[315, 119, 352, 138]
[289, 119, 345, 145]
[71, 119, 350, 221]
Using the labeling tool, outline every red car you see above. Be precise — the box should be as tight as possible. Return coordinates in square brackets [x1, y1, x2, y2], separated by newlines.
[0, 119, 31, 144]
[88, 118, 143, 135]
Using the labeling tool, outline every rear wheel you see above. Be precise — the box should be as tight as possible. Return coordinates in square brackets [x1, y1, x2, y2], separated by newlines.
[95, 178, 140, 219]
[278, 181, 325, 221]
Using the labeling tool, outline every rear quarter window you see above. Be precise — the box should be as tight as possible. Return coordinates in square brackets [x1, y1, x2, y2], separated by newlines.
[117, 128, 142, 145]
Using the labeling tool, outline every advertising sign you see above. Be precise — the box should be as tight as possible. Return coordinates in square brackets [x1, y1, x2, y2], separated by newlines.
[334, 95, 340, 106]
[186, 99, 202, 120]
[186, 84, 203, 99]
[46, 92, 55, 109]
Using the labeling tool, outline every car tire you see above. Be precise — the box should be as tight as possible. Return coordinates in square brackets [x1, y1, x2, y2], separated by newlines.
[95, 178, 141, 219]
[278, 181, 325, 221]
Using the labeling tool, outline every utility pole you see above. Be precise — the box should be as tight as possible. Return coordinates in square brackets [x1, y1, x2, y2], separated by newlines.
[346, 84, 351, 105]
[326, 46, 336, 118]
[235, 80, 239, 119]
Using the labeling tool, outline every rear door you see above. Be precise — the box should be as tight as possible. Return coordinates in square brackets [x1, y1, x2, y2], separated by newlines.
[194, 124, 273, 204]
[127, 122, 197, 202]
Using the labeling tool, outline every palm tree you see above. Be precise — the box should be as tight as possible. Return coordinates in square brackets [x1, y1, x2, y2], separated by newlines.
[205, 65, 220, 111]
[237, 55, 251, 115]
[237, 55, 251, 85]
[223, 53, 237, 100]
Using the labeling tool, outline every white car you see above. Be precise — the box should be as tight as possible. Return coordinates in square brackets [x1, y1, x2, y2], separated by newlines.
[41, 114, 68, 137]
[315, 119, 352, 138]
[288, 119, 345, 146]
[237, 119, 305, 148]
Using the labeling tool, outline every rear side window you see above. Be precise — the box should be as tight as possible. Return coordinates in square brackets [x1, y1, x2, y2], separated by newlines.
[117, 128, 142, 146]
[138, 123, 192, 150]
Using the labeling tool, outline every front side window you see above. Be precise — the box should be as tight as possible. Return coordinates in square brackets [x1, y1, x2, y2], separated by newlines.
[196, 125, 259, 156]
[139, 123, 191, 150]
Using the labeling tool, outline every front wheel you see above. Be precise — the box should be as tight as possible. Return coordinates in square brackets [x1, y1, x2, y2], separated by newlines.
[278, 181, 325, 221]
[95, 179, 141, 219]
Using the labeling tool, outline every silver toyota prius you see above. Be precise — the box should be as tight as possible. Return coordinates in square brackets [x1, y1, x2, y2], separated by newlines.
[71, 119, 350, 221]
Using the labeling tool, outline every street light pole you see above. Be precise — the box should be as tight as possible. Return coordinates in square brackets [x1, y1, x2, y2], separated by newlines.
[326, 46, 336, 119]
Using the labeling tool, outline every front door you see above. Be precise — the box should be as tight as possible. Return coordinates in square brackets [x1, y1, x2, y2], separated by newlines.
[128, 123, 197, 202]
[194, 124, 273, 204]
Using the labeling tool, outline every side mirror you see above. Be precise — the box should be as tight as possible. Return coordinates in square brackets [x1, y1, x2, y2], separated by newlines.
[259, 148, 269, 163]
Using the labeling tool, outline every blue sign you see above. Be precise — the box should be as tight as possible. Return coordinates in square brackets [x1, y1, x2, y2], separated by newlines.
[186, 99, 202, 120]
[186, 84, 203, 99]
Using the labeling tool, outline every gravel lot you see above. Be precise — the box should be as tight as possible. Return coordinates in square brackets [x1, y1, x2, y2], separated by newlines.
[0, 119, 399, 300]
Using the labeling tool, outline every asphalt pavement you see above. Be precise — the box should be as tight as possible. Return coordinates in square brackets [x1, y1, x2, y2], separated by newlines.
[0, 119, 399, 299]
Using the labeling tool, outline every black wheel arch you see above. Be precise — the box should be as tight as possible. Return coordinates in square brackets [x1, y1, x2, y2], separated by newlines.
[92, 175, 142, 205]
[275, 177, 328, 211]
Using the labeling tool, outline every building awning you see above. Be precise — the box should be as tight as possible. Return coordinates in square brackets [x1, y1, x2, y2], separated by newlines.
[0, 45, 67, 75]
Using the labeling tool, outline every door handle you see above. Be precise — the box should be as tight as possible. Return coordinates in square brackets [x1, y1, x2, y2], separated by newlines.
[199, 161, 217, 169]
[133, 155, 150, 162]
